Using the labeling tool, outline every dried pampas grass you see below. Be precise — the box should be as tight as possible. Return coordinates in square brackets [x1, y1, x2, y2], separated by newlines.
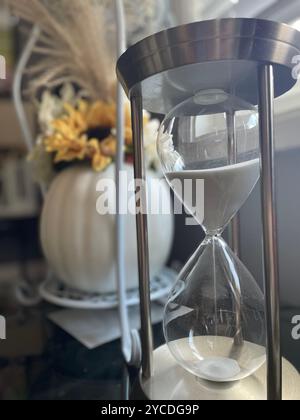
[9, 0, 116, 101]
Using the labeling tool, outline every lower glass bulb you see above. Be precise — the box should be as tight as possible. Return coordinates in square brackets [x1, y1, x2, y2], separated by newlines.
[163, 236, 266, 382]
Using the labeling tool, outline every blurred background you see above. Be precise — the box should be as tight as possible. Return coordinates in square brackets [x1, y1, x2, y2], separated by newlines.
[0, 0, 299, 400]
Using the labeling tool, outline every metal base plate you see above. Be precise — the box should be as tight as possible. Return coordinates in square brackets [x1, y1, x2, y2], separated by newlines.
[140, 343, 300, 400]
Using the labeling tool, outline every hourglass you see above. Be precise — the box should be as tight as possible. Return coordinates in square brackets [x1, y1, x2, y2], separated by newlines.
[160, 92, 266, 383]
[117, 18, 300, 400]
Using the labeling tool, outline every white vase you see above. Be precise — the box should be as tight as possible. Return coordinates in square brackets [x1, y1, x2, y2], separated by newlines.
[40, 164, 174, 294]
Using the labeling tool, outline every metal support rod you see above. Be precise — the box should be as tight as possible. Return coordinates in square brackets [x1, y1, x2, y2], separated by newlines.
[130, 94, 153, 380]
[258, 64, 282, 401]
[227, 111, 240, 256]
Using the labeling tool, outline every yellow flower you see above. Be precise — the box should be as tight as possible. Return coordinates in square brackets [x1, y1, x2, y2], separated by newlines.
[63, 102, 89, 133]
[87, 101, 116, 128]
[100, 136, 117, 157]
[86, 138, 112, 172]
[45, 133, 88, 163]
[92, 153, 112, 172]
[86, 138, 101, 156]
[40, 98, 149, 172]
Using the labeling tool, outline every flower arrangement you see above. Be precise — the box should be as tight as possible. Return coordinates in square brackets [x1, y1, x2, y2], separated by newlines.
[8, 1, 161, 184]
[8, 1, 174, 300]
[30, 84, 160, 185]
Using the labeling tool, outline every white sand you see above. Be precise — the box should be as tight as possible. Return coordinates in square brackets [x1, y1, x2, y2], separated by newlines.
[166, 159, 259, 232]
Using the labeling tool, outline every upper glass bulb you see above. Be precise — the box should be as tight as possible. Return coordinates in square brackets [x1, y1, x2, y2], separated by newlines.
[158, 90, 266, 383]
[158, 89, 260, 233]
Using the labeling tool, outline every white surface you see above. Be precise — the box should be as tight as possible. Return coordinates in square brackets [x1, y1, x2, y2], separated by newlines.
[167, 335, 266, 382]
[141, 340, 300, 400]
[48, 302, 164, 350]
[196, 357, 241, 381]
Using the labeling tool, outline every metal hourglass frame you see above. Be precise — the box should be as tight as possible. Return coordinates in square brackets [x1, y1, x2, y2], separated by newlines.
[117, 18, 300, 400]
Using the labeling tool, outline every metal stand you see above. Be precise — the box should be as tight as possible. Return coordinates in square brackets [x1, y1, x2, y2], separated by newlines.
[117, 17, 300, 400]
[130, 93, 153, 380]
[258, 64, 282, 401]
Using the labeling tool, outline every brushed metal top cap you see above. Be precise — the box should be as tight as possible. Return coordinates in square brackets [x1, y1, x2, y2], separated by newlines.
[116, 18, 300, 114]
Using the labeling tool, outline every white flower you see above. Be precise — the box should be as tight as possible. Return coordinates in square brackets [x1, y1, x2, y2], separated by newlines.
[157, 125, 184, 172]
[38, 91, 63, 135]
[38, 83, 83, 136]
[112, 115, 161, 172]
[144, 119, 160, 171]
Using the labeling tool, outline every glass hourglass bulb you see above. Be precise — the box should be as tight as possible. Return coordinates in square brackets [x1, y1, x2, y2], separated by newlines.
[158, 91, 266, 383]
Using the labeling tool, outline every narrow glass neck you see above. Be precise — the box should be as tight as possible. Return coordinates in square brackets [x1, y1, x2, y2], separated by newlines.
[203, 227, 224, 238]
[201, 232, 228, 251]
